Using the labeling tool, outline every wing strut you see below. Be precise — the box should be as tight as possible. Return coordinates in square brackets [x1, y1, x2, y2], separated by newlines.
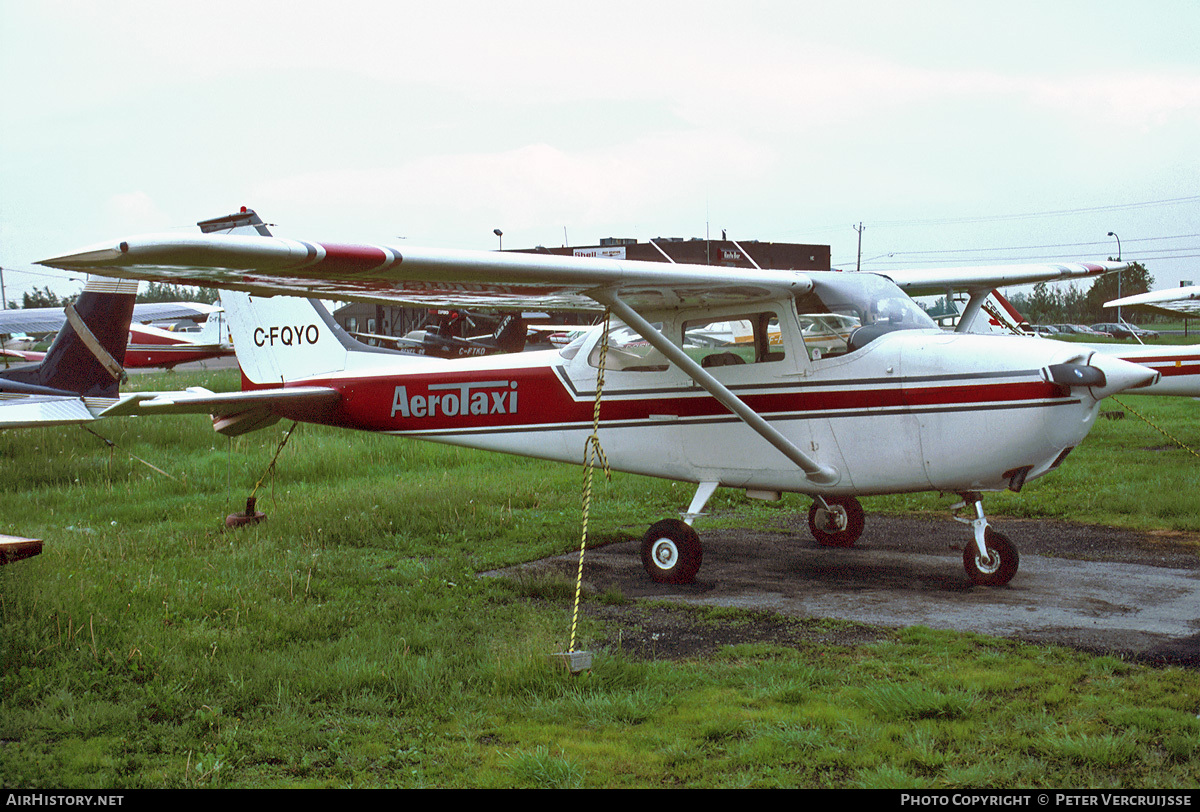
[594, 291, 840, 486]
[954, 289, 990, 334]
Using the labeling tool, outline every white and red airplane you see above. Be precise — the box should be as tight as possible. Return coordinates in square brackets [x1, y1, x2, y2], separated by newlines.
[122, 309, 232, 369]
[0, 299, 231, 370]
[39, 209, 1160, 587]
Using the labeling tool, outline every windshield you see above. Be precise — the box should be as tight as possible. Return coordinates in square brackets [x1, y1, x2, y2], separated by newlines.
[795, 273, 936, 360]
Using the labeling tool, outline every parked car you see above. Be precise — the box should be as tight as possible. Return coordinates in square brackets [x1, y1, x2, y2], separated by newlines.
[1093, 322, 1134, 339]
[1054, 324, 1112, 338]
[1092, 323, 1159, 340]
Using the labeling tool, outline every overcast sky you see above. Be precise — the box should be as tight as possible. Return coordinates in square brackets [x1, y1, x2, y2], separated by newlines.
[2, 0, 1198, 305]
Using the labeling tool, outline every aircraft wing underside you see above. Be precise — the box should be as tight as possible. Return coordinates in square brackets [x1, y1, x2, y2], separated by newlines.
[880, 263, 1128, 296]
[39, 232, 1132, 314]
[1106, 286, 1200, 317]
[39, 235, 816, 312]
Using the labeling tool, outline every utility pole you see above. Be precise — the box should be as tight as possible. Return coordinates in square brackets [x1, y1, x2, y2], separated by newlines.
[0, 266, 6, 310]
[854, 223, 865, 272]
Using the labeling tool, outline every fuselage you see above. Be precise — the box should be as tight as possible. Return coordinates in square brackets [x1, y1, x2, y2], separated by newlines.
[253, 294, 1123, 499]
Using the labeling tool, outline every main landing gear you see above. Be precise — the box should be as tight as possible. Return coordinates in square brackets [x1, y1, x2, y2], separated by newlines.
[641, 482, 715, 584]
[808, 496, 865, 547]
[638, 486, 1020, 587]
[641, 519, 703, 584]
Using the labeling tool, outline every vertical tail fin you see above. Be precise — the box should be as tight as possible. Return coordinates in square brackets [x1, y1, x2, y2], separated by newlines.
[221, 291, 413, 387]
[197, 207, 273, 237]
[492, 313, 527, 354]
[221, 291, 430, 387]
[0, 277, 137, 397]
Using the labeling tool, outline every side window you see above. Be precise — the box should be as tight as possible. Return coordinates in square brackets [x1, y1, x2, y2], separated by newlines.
[796, 309, 861, 361]
[682, 312, 784, 368]
[588, 323, 670, 371]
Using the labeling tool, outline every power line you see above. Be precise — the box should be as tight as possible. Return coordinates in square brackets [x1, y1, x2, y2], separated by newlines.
[842, 248, 1200, 269]
[885, 234, 1200, 258]
[865, 195, 1200, 229]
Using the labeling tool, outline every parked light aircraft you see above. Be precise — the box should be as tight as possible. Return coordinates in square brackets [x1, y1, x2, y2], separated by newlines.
[39, 209, 1160, 586]
[0, 300, 230, 370]
[355, 308, 527, 358]
[122, 310, 232, 369]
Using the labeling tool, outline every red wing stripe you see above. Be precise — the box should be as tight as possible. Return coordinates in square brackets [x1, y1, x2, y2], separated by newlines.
[315, 244, 394, 274]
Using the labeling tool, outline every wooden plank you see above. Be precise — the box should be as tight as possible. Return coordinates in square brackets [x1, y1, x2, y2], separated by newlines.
[0, 534, 44, 564]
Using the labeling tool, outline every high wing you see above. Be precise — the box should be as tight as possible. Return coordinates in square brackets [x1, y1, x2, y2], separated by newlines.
[877, 262, 1131, 335]
[880, 262, 1129, 297]
[39, 232, 816, 312]
[1106, 285, 1200, 317]
[39, 231, 1132, 319]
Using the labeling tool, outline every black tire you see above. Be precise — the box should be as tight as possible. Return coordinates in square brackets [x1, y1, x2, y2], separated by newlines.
[807, 496, 865, 547]
[963, 528, 1019, 586]
[641, 519, 702, 584]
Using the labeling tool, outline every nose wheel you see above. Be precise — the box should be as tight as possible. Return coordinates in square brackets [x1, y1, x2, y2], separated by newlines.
[954, 494, 1019, 586]
[962, 527, 1019, 586]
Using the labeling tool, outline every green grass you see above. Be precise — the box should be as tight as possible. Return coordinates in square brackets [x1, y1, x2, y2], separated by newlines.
[2, 369, 1199, 788]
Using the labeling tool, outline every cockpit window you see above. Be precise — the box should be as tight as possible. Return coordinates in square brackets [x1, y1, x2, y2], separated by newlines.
[795, 273, 936, 360]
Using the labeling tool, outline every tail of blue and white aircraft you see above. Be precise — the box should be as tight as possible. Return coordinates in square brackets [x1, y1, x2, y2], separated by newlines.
[0, 277, 137, 399]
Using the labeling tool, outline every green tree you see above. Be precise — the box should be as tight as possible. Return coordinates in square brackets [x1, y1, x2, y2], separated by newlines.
[136, 282, 220, 305]
[20, 286, 78, 309]
[1085, 262, 1154, 323]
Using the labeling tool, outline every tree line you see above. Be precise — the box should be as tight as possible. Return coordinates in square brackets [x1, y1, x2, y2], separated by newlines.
[6, 282, 220, 310]
[923, 263, 1162, 326]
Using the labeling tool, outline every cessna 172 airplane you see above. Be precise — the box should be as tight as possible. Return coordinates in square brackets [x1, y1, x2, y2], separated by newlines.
[39, 209, 1161, 587]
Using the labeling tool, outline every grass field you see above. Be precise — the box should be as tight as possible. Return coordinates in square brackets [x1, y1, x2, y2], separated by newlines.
[2, 368, 1199, 788]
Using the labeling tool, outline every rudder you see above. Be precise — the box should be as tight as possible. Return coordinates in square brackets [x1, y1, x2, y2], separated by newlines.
[0, 277, 137, 398]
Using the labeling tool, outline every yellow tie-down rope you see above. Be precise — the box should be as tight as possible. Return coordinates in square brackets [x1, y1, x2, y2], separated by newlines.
[563, 310, 612, 670]
[1111, 396, 1200, 459]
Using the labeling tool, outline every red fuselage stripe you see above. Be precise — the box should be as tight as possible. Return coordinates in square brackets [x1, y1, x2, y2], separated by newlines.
[264, 368, 1070, 433]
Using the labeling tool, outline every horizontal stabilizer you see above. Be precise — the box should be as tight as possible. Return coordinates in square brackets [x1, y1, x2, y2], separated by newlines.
[0, 394, 100, 429]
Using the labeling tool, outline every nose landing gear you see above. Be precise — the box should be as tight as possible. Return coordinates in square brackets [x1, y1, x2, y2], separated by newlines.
[954, 493, 1019, 586]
